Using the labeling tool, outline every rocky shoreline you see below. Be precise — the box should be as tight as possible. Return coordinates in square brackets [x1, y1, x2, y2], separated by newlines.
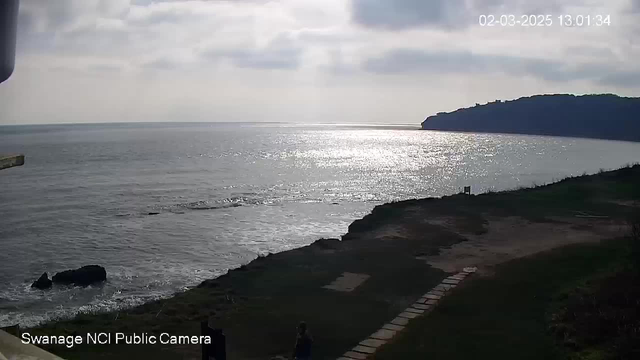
[31, 265, 107, 290]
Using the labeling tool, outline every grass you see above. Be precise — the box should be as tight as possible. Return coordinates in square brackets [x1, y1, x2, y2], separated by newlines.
[550, 214, 640, 360]
[549, 268, 640, 359]
[373, 238, 633, 360]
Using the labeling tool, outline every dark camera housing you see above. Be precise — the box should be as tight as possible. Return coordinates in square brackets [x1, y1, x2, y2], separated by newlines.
[0, 0, 19, 84]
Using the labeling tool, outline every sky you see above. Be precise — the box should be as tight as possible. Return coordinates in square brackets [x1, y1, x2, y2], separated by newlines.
[0, 0, 639, 125]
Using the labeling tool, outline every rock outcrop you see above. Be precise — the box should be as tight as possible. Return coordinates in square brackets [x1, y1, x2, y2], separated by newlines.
[421, 94, 640, 142]
[52, 265, 107, 286]
[31, 272, 52, 290]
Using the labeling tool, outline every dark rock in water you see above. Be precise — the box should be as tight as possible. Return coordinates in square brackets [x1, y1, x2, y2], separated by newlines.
[148, 212, 160, 215]
[52, 265, 107, 286]
[31, 272, 52, 290]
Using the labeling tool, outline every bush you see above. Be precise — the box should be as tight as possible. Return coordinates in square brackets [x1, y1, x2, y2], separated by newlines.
[550, 271, 640, 360]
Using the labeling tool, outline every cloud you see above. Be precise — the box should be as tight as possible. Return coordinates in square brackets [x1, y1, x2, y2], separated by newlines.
[86, 63, 125, 72]
[361, 48, 620, 84]
[565, 45, 616, 60]
[200, 32, 304, 70]
[227, 47, 302, 70]
[126, 1, 223, 25]
[350, 0, 465, 30]
[142, 57, 183, 70]
[19, 0, 130, 32]
[350, 0, 580, 31]
[597, 71, 640, 88]
[3, 0, 640, 126]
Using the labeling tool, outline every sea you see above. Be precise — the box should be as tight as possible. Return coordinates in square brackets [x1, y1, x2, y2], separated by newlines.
[1, 122, 639, 327]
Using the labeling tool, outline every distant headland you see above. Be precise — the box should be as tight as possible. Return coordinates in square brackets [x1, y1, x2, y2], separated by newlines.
[421, 94, 640, 142]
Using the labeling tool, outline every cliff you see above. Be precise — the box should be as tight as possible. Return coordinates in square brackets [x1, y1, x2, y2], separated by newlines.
[421, 94, 640, 142]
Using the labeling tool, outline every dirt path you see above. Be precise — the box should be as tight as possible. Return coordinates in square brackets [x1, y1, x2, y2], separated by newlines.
[423, 216, 629, 274]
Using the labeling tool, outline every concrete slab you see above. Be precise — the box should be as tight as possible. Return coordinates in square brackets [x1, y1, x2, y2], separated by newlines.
[424, 294, 441, 300]
[371, 329, 397, 340]
[343, 351, 368, 359]
[382, 323, 404, 331]
[416, 297, 428, 304]
[425, 299, 438, 305]
[0, 330, 63, 360]
[442, 279, 460, 284]
[463, 266, 478, 273]
[412, 303, 430, 310]
[360, 338, 387, 348]
[353, 345, 376, 354]
[398, 311, 419, 319]
[434, 284, 449, 291]
[405, 307, 424, 314]
[429, 289, 445, 296]
[390, 316, 409, 326]
[323, 272, 370, 292]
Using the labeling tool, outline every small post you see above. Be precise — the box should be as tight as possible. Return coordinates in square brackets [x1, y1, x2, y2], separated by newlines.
[463, 186, 471, 195]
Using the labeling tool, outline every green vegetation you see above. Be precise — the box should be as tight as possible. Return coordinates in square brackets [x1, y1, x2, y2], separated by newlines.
[549, 266, 640, 359]
[374, 239, 635, 360]
[547, 212, 640, 360]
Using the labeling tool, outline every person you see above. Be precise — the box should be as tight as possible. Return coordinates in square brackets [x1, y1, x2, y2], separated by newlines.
[291, 321, 313, 360]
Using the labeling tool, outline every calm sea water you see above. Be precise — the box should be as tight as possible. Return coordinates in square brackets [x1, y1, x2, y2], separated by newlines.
[1, 122, 639, 327]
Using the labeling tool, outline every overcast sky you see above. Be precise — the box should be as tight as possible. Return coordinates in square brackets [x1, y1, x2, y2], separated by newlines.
[1, 0, 639, 125]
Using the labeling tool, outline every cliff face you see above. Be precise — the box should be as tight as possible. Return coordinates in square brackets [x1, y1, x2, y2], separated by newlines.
[421, 94, 640, 142]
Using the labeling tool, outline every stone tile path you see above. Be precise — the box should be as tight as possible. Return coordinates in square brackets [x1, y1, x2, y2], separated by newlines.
[336, 267, 477, 360]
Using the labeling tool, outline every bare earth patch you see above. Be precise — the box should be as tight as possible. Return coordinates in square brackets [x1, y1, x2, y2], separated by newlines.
[323, 272, 371, 292]
[424, 216, 629, 274]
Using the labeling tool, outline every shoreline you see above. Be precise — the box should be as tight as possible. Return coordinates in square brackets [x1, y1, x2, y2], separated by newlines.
[24, 164, 640, 359]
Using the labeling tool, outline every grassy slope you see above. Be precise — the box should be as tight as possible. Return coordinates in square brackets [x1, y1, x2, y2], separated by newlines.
[373, 239, 632, 360]
[28, 165, 640, 359]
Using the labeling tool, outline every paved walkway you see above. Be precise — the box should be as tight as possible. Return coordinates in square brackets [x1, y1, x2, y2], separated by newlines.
[0, 330, 64, 360]
[337, 267, 477, 360]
